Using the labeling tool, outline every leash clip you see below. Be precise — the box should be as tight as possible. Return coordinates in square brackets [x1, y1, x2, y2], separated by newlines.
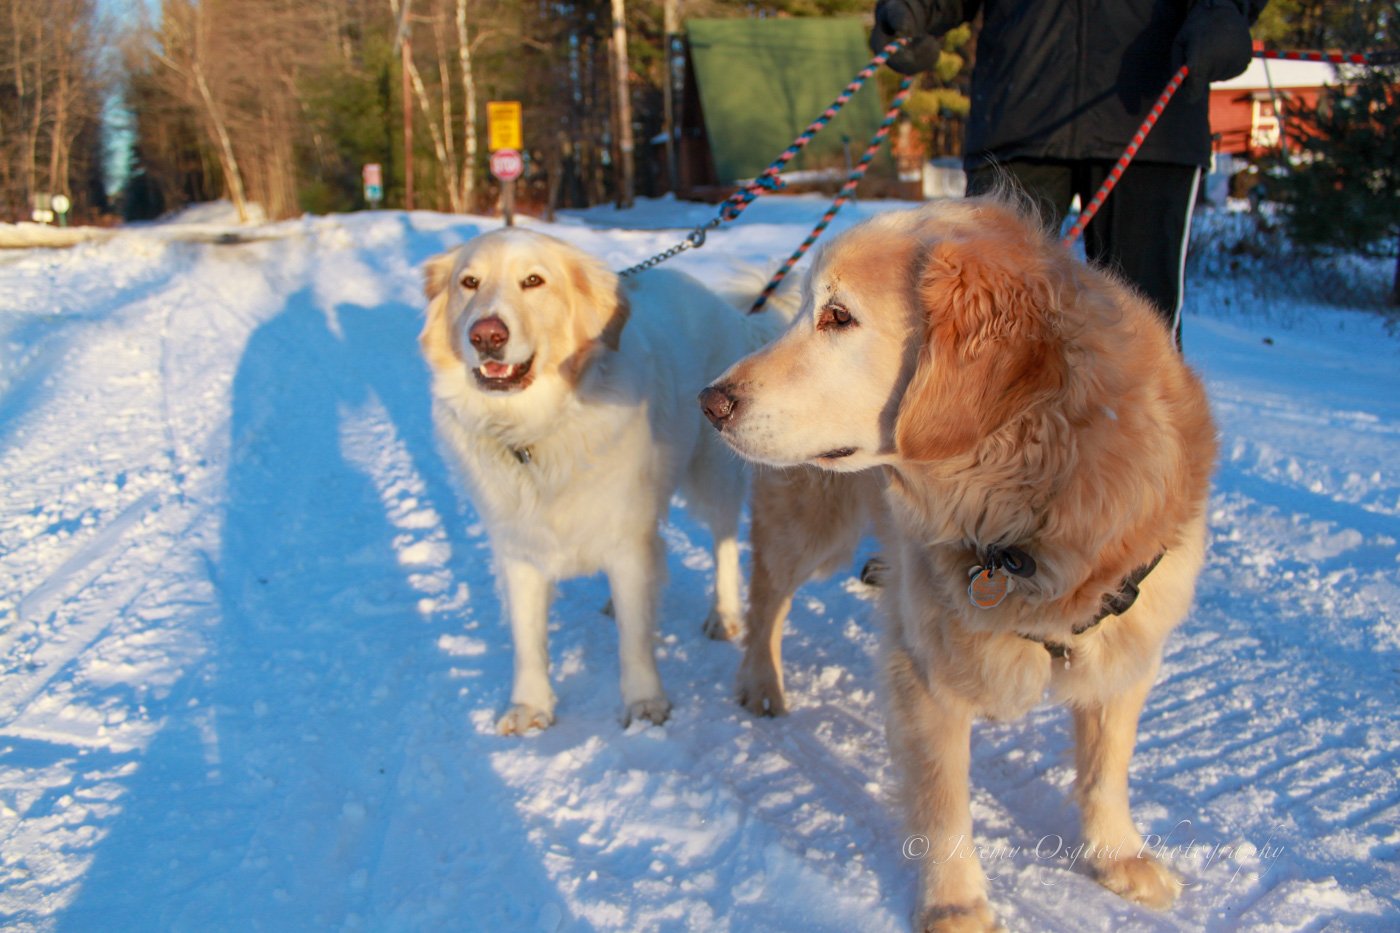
[991, 545, 1037, 579]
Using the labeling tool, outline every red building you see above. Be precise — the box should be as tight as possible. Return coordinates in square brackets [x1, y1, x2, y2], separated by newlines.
[1209, 55, 1339, 158]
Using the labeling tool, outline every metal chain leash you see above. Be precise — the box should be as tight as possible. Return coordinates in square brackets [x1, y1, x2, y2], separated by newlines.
[615, 222, 721, 278]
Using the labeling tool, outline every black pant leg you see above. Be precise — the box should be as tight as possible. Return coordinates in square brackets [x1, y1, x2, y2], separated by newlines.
[1077, 161, 1201, 349]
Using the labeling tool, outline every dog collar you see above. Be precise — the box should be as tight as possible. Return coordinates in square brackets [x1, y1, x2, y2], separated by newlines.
[1011, 552, 1165, 663]
[1090, 553, 1162, 627]
[444, 404, 532, 466]
[489, 435, 532, 465]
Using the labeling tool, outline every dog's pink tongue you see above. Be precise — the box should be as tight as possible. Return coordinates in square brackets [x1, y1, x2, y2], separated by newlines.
[481, 361, 514, 379]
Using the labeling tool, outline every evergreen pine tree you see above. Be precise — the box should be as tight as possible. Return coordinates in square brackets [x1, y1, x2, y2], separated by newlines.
[1279, 66, 1400, 305]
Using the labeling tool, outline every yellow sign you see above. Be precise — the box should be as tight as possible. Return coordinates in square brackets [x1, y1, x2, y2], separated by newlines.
[487, 101, 522, 152]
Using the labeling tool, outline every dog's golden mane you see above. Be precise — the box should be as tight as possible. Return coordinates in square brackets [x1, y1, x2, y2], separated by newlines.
[886, 194, 1217, 631]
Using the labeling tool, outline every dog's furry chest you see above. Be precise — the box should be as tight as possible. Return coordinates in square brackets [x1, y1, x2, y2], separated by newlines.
[436, 395, 679, 576]
[884, 546, 1042, 715]
[888, 523, 1198, 720]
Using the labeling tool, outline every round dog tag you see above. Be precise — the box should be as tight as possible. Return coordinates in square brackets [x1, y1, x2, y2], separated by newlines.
[968, 567, 1009, 609]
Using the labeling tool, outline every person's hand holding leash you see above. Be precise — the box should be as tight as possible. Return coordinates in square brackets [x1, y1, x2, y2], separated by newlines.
[870, 0, 941, 74]
[1174, 0, 1256, 101]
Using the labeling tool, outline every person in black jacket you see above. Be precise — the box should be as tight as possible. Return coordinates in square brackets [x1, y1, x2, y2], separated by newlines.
[872, 0, 1267, 349]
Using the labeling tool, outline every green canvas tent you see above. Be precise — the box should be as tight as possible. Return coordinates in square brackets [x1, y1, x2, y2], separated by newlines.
[685, 18, 887, 185]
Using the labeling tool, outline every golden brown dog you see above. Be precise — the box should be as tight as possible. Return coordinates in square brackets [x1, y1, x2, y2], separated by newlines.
[701, 195, 1217, 929]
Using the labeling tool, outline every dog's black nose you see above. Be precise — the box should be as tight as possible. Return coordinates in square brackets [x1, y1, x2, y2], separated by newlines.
[699, 385, 737, 427]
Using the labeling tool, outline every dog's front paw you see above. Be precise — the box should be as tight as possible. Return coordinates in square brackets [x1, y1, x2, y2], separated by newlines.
[621, 695, 672, 728]
[916, 901, 1001, 933]
[702, 607, 740, 641]
[1093, 852, 1182, 910]
[735, 657, 787, 717]
[496, 703, 555, 736]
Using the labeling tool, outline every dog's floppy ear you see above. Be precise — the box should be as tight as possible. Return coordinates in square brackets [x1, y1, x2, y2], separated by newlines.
[894, 231, 1067, 462]
[560, 249, 631, 382]
[567, 250, 630, 350]
[419, 250, 464, 369]
[422, 250, 458, 302]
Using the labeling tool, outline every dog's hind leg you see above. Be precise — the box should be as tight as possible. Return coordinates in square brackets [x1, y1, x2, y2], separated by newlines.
[684, 437, 747, 642]
[702, 525, 744, 642]
[1072, 661, 1182, 909]
[606, 534, 672, 727]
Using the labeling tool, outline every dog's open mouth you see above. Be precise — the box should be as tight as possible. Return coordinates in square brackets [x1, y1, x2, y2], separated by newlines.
[473, 357, 535, 391]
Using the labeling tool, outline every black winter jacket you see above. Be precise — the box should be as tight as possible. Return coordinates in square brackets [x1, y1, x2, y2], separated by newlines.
[916, 0, 1266, 169]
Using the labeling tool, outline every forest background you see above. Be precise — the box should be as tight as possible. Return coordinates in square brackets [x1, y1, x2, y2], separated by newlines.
[0, 0, 1394, 225]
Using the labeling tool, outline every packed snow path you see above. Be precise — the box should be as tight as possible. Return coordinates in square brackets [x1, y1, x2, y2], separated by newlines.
[1, 201, 1396, 931]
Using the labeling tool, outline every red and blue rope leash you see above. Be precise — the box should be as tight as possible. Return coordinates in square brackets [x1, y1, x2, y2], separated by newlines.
[1258, 47, 1399, 66]
[624, 42, 1396, 278]
[751, 78, 916, 312]
[618, 39, 909, 278]
[1064, 46, 1397, 246]
[719, 39, 910, 223]
[1061, 63, 1190, 246]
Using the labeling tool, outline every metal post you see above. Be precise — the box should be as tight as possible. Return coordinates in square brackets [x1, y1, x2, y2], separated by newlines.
[1260, 57, 1289, 158]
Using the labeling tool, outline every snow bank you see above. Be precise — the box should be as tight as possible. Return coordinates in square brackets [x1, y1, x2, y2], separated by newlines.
[0, 223, 112, 250]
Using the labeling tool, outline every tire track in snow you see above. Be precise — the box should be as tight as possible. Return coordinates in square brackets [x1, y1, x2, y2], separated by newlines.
[1, 491, 162, 714]
[0, 242, 283, 734]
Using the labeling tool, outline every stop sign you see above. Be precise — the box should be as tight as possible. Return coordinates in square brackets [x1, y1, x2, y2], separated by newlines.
[490, 149, 524, 181]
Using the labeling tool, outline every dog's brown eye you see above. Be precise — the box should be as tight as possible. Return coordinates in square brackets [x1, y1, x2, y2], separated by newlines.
[819, 303, 855, 331]
[461, 274, 480, 290]
[521, 274, 545, 289]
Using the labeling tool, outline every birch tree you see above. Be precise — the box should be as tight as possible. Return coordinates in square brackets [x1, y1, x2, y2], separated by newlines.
[0, 0, 105, 221]
[150, 0, 251, 221]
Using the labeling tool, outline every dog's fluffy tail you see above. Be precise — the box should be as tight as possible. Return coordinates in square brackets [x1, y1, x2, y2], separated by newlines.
[714, 263, 802, 348]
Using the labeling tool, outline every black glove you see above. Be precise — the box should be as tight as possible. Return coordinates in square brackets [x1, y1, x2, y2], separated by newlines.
[870, 0, 941, 75]
[1173, 0, 1255, 102]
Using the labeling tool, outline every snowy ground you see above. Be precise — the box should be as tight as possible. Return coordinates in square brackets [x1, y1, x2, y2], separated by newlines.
[1, 196, 1397, 932]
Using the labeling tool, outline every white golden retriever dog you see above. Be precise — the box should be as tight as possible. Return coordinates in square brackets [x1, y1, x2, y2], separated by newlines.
[420, 228, 781, 734]
[701, 196, 1217, 930]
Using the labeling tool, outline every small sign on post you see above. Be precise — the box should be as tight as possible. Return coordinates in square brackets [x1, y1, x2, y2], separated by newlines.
[31, 193, 53, 225]
[489, 149, 524, 182]
[487, 101, 522, 152]
[51, 194, 71, 227]
[362, 163, 384, 209]
[487, 101, 523, 227]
